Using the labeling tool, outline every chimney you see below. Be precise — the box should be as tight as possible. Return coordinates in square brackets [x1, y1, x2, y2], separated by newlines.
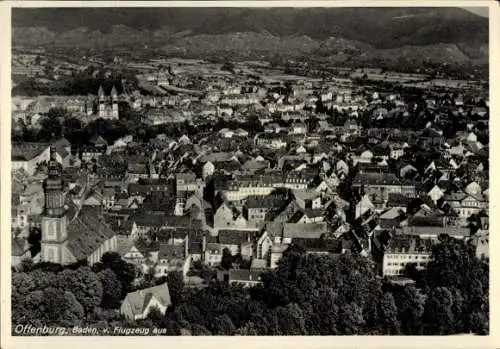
[184, 234, 189, 258]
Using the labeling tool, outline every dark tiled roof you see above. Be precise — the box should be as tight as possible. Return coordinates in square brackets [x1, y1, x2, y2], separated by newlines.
[352, 172, 400, 186]
[283, 222, 327, 239]
[12, 142, 49, 161]
[229, 269, 264, 282]
[12, 237, 29, 256]
[246, 194, 288, 210]
[387, 193, 412, 207]
[292, 237, 342, 253]
[386, 235, 433, 254]
[218, 230, 254, 245]
[399, 226, 470, 237]
[158, 244, 185, 260]
[66, 207, 116, 261]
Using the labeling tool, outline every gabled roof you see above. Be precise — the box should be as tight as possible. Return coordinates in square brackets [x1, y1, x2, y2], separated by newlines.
[229, 269, 264, 282]
[352, 172, 400, 186]
[379, 207, 402, 220]
[246, 194, 289, 210]
[264, 222, 284, 238]
[283, 222, 327, 239]
[12, 142, 49, 161]
[400, 226, 470, 237]
[386, 235, 433, 254]
[292, 237, 342, 253]
[158, 244, 185, 260]
[66, 207, 117, 261]
[123, 283, 171, 316]
[53, 137, 71, 148]
[293, 188, 321, 201]
[89, 134, 108, 147]
[12, 237, 30, 256]
[218, 230, 253, 245]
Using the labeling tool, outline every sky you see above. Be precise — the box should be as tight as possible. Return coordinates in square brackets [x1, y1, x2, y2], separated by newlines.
[463, 7, 489, 17]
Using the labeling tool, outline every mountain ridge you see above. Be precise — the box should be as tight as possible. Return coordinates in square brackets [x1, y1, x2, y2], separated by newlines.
[13, 7, 488, 47]
[12, 8, 488, 67]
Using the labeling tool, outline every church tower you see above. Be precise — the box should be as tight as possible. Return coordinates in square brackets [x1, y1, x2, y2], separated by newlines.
[41, 147, 68, 264]
[111, 85, 119, 119]
[98, 85, 106, 118]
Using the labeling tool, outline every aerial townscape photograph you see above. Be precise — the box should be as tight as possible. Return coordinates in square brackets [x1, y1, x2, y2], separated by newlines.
[7, 4, 491, 338]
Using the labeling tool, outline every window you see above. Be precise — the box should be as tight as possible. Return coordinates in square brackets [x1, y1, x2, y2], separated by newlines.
[47, 247, 55, 261]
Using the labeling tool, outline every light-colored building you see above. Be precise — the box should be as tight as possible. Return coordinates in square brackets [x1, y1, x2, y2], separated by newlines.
[120, 283, 172, 321]
[382, 236, 433, 277]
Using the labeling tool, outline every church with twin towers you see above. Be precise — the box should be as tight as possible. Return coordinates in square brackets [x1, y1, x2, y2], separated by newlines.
[97, 84, 119, 120]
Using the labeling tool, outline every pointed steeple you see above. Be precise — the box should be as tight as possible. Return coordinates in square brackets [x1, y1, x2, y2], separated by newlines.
[98, 85, 105, 98]
[111, 85, 118, 98]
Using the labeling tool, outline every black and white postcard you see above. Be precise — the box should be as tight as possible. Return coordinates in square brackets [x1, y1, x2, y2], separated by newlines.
[1, 1, 498, 348]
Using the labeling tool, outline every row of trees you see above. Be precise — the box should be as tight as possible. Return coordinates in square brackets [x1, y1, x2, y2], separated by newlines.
[144, 236, 489, 335]
[12, 252, 186, 334]
[12, 237, 488, 335]
[12, 253, 135, 328]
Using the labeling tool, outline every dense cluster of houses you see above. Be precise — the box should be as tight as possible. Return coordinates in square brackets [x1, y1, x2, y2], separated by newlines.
[11, 60, 489, 291]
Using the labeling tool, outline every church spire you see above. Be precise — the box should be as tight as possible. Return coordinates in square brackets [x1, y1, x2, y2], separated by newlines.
[98, 85, 105, 98]
[43, 146, 65, 217]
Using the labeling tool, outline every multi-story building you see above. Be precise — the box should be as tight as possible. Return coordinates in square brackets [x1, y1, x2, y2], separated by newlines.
[382, 235, 433, 277]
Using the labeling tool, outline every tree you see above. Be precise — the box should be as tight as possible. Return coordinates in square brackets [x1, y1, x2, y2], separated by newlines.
[393, 284, 424, 335]
[303, 288, 340, 335]
[97, 269, 122, 309]
[337, 302, 365, 335]
[467, 311, 489, 335]
[56, 266, 103, 313]
[172, 303, 204, 326]
[190, 324, 212, 335]
[27, 227, 42, 258]
[147, 306, 167, 327]
[12, 272, 35, 297]
[275, 303, 307, 335]
[377, 292, 400, 334]
[26, 269, 59, 289]
[235, 321, 259, 335]
[423, 287, 455, 335]
[166, 271, 185, 306]
[38, 116, 62, 140]
[94, 252, 137, 296]
[47, 107, 69, 120]
[43, 287, 85, 326]
[21, 290, 46, 326]
[221, 248, 233, 270]
[424, 236, 489, 333]
[425, 235, 474, 290]
[211, 314, 236, 335]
